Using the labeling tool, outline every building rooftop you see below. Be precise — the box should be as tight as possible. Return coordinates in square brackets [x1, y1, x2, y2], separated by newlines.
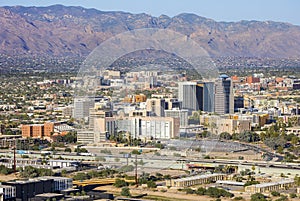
[35, 193, 64, 198]
[216, 180, 245, 186]
[219, 74, 229, 79]
[250, 180, 294, 188]
[4, 176, 72, 184]
[39, 176, 72, 180]
[0, 185, 15, 188]
[173, 173, 225, 182]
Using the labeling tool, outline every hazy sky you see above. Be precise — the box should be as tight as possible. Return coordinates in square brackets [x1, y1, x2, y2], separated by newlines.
[1, 0, 299, 25]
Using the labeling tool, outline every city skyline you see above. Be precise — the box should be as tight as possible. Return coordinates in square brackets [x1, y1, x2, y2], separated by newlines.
[0, 1, 300, 200]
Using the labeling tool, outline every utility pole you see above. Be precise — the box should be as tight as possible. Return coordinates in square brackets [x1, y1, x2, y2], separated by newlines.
[135, 154, 138, 187]
[13, 139, 16, 173]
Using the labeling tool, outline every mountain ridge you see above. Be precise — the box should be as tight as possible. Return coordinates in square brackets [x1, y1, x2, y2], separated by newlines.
[1, 5, 300, 58]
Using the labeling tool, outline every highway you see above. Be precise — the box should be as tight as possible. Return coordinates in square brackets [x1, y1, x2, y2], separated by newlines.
[0, 139, 297, 176]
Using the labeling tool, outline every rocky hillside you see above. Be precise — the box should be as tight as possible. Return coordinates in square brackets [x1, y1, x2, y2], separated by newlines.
[1, 5, 300, 58]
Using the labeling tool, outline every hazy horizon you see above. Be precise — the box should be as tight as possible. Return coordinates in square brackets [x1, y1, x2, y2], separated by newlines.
[1, 0, 299, 25]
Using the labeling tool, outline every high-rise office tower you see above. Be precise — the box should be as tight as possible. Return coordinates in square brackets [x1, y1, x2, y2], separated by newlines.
[197, 82, 215, 112]
[73, 98, 94, 119]
[214, 75, 234, 114]
[178, 82, 203, 112]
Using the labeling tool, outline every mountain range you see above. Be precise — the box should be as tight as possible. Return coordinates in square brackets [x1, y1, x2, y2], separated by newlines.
[1, 5, 300, 58]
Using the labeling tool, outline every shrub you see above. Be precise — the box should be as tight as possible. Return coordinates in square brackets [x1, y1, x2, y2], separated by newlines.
[250, 193, 266, 201]
[184, 187, 195, 194]
[131, 150, 141, 155]
[114, 179, 128, 188]
[271, 191, 280, 196]
[196, 187, 206, 195]
[121, 187, 131, 197]
[289, 193, 297, 198]
[147, 180, 157, 188]
[118, 165, 134, 173]
[233, 196, 244, 200]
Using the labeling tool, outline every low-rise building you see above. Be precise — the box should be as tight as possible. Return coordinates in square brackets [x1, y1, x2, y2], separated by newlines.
[2, 177, 72, 201]
[245, 179, 294, 193]
[47, 160, 79, 169]
[200, 115, 251, 134]
[286, 126, 300, 137]
[166, 173, 226, 187]
[21, 122, 70, 139]
[39, 176, 73, 191]
[0, 185, 16, 201]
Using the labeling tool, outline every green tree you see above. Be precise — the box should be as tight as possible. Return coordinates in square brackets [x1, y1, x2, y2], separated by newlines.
[245, 180, 260, 186]
[73, 172, 89, 181]
[220, 132, 232, 140]
[205, 187, 234, 198]
[64, 147, 72, 153]
[294, 175, 300, 186]
[271, 191, 280, 196]
[19, 166, 53, 178]
[251, 193, 266, 201]
[114, 179, 128, 188]
[0, 165, 14, 175]
[196, 187, 206, 195]
[121, 187, 131, 197]
[147, 180, 157, 188]
[238, 131, 260, 143]
[291, 136, 299, 145]
[118, 165, 134, 173]
[131, 150, 141, 155]
[184, 187, 195, 194]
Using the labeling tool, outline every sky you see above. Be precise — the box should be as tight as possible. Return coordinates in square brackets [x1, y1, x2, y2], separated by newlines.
[0, 0, 299, 25]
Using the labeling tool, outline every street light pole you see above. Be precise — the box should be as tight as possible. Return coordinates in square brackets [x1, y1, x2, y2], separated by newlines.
[135, 154, 138, 187]
[13, 138, 16, 173]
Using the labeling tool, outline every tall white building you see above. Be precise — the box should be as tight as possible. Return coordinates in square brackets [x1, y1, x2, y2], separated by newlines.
[117, 116, 180, 139]
[73, 98, 94, 119]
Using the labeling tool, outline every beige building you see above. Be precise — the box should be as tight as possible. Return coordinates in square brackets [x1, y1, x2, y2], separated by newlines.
[286, 126, 300, 137]
[94, 117, 116, 142]
[166, 174, 226, 187]
[129, 110, 150, 117]
[78, 113, 116, 144]
[89, 109, 113, 129]
[77, 129, 95, 144]
[245, 180, 294, 193]
[216, 118, 251, 134]
[200, 115, 251, 134]
[146, 98, 165, 117]
[103, 70, 121, 79]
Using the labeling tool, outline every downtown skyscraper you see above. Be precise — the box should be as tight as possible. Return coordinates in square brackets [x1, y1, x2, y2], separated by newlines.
[214, 74, 234, 114]
[178, 76, 233, 115]
[178, 82, 203, 113]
